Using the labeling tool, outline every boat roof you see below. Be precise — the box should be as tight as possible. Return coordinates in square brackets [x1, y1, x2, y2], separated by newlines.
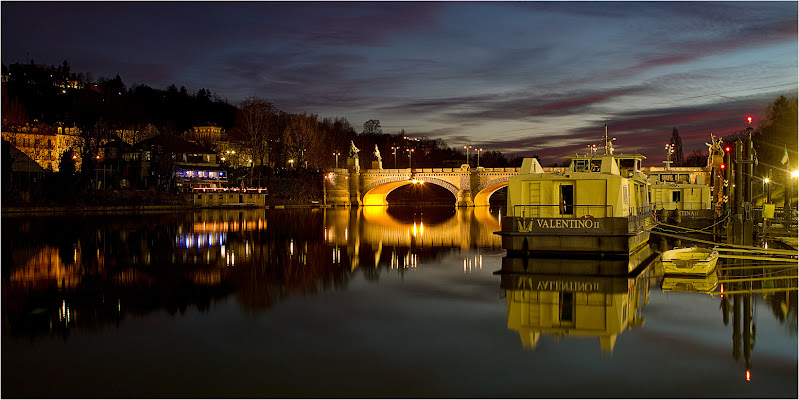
[566, 153, 646, 161]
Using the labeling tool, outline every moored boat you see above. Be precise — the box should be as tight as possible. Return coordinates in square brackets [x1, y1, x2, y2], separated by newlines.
[496, 130, 656, 257]
[661, 246, 719, 275]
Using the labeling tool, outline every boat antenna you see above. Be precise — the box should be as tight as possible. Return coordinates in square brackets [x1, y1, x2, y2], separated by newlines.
[604, 124, 615, 155]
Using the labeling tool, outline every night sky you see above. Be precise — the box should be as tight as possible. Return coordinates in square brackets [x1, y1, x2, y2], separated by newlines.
[2, 1, 797, 165]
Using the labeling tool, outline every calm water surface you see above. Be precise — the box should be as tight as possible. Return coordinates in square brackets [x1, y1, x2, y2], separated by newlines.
[2, 207, 796, 398]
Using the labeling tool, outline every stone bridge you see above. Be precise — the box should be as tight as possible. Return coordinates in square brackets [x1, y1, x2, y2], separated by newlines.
[323, 160, 521, 207]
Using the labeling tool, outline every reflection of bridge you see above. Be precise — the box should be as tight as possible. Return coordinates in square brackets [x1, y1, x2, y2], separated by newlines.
[323, 206, 502, 250]
[324, 163, 521, 207]
[323, 206, 502, 272]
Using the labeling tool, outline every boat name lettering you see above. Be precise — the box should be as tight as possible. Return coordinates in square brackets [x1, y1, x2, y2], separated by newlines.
[536, 280, 601, 292]
[517, 218, 601, 232]
[536, 219, 601, 229]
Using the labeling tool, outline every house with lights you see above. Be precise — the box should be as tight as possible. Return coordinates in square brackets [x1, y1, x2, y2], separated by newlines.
[135, 134, 227, 190]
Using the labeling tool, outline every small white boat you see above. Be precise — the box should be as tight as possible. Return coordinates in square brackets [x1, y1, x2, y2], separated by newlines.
[662, 246, 719, 275]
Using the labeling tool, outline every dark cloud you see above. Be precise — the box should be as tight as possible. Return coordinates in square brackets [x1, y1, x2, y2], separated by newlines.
[1, 1, 795, 167]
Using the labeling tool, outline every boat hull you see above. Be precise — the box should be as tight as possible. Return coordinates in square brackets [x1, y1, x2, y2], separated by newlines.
[661, 247, 719, 276]
[497, 216, 653, 256]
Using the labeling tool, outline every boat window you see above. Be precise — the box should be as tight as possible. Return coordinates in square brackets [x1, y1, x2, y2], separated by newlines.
[559, 292, 574, 323]
[560, 185, 574, 214]
[573, 159, 589, 172]
[672, 191, 681, 202]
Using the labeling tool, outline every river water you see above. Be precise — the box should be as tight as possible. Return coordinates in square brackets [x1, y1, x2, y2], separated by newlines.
[2, 207, 796, 398]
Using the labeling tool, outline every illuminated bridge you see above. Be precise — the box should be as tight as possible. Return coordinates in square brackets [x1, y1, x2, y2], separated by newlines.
[324, 162, 521, 207]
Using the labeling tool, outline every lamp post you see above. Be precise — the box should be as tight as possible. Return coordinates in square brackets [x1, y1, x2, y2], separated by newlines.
[764, 176, 771, 203]
[333, 151, 340, 169]
[407, 148, 414, 169]
[464, 145, 471, 166]
[664, 143, 675, 170]
[289, 159, 294, 169]
[476, 148, 483, 167]
[391, 146, 399, 169]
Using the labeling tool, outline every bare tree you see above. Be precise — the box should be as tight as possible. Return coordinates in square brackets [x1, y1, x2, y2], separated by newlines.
[362, 119, 382, 135]
[283, 112, 324, 169]
[232, 96, 277, 187]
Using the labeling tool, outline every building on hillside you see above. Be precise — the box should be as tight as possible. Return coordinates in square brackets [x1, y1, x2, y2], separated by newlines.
[3, 123, 85, 172]
[188, 124, 225, 142]
[135, 134, 227, 190]
[1, 123, 59, 171]
[116, 124, 160, 145]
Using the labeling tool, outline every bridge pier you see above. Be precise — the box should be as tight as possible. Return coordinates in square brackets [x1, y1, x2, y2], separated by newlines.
[456, 190, 474, 207]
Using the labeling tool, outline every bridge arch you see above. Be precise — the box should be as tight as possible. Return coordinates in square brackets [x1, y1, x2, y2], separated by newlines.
[473, 177, 510, 207]
[362, 177, 459, 206]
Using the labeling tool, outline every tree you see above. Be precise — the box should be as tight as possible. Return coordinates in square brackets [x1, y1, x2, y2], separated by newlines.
[231, 96, 278, 187]
[283, 112, 324, 170]
[362, 119, 382, 135]
[757, 95, 797, 173]
[683, 149, 707, 167]
[669, 127, 684, 166]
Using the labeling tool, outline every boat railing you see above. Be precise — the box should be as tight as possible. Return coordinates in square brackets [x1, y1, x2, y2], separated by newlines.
[651, 201, 711, 211]
[514, 204, 613, 219]
[628, 205, 655, 233]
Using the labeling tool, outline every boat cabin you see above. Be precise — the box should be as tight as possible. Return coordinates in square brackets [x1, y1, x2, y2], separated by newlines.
[498, 151, 655, 255]
[647, 168, 711, 212]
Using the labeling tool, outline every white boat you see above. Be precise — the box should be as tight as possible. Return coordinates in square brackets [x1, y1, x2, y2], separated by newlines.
[496, 129, 655, 259]
[661, 246, 719, 275]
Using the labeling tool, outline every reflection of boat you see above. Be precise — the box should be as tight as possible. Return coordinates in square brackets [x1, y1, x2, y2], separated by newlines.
[499, 267, 652, 353]
[661, 246, 719, 275]
[500, 243, 656, 276]
[497, 131, 655, 256]
[661, 273, 719, 294]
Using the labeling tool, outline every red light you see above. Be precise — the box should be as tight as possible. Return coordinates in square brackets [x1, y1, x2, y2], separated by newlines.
[747, 116, 753, 125]
[725, 147, 731, 152]
[720, 164, 726, 170]
[746, 370, 751, 381]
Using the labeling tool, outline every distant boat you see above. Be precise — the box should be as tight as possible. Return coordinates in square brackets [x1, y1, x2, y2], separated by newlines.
[662, 246, 719, 276]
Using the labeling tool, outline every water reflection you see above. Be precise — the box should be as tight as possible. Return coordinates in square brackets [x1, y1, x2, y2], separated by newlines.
[716, 257, 798, 380]
[1, 206, 502, 339]
[497, 257, 654, 353]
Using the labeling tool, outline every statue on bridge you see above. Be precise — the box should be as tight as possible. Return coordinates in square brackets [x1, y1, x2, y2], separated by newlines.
[705, 134, 724, 168]
[373, 144, 382, 162]
[349, 140, 360, 158]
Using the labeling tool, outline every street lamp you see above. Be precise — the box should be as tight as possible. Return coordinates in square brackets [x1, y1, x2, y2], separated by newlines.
[464, 145, 471, 166]
[391, 146, 399, 169]
[476, 148, 483, 167]
[333, 151, 340, 169]
[664, 143, 675, 169]
[289, 159, 294, 169]
[407, 148, 414, 169]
